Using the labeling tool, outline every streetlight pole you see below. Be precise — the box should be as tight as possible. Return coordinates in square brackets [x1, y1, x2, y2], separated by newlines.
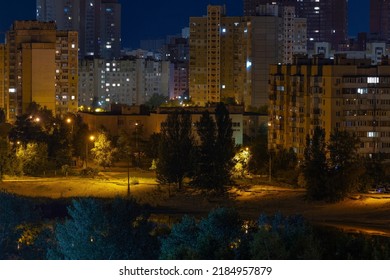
[127, 156, 130, 197]
[85, 140, 88, 168]
[135, 123, 139, 166]
[269, 151, 272, 183]
[85, 135, 95, 168]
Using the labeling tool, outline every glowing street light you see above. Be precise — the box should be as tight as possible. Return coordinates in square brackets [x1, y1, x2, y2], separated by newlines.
[85, 135, 95, 168]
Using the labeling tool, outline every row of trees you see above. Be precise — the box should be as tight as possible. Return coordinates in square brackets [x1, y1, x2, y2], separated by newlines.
[2, 102, 386, 200]
[302, 127, 386, 201]
[0, 108, 88, 177]
[0, 104, 121, 177]
[2, 193, 390, 260]
[156, 103, 236, 193]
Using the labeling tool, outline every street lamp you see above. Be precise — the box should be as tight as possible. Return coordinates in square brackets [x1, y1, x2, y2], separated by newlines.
[269, 152, 272, 183]
[135, 122, 140, 166]
[127, 157, 131, 197]
[85, 135, 95, 168]
[127, 122, 142, 197]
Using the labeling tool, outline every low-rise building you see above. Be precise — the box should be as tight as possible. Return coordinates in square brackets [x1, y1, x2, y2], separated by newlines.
[79, 105, 245, 146]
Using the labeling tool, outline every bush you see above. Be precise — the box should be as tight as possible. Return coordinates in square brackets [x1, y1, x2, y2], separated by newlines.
[79, 167, 99, 178]
[48, 198, 159, 260]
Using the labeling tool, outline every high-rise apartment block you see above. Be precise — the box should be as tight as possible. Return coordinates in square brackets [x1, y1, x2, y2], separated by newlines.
[0, 21, 78, 122]
[268, 55, 390, 159]
[189, 5, 283, 109]
[370, 0, 390, 41]
[161, 36, 190, 100]
[244, 0, 348, 50]
[0, 45, 5, 111]
[37, 0, 121, 59]
[78, 57, 170, 110]
[281, 6, 307, 64]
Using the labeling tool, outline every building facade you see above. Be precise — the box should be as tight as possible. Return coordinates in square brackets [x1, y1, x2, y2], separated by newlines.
[78, 56, 170, 110]
[370, 0, 390, 41]
[268, 55, 390, 159]
[0, 45, 5, 111]
[189, 5, 283, 110]
[79, 105, 244, 146]
[1, 21, 78, 122]
[37, 0, 121, 59]
[281, 6, 307, 64]
[243, 0, 348, 50]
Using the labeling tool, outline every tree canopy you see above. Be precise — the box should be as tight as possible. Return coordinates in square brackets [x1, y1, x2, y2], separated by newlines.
[156, 110, 195, 189]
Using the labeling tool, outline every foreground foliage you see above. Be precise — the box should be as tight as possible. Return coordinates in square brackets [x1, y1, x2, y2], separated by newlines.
[2, 193, 390, 260]
[302, 127, 361, 201]
[48, 198, 158, 260]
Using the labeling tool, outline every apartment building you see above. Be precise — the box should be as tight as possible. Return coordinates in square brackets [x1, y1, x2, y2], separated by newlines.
[268, 55, 390, 159]
[37, 0, 121, 59]
[78, 56, 170, 110]
[189, 5, 282, 110]
[244, 0, 348, 50]
[1, 21, 78, 122]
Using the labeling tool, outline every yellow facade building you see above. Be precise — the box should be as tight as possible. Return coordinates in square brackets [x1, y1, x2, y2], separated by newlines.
[269, 55, 390, 160]
[1, 21, 78, 122]
[189, 5, 282, 110]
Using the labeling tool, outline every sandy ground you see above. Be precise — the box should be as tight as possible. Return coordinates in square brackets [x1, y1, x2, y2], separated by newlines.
[1, 170, 390, 237]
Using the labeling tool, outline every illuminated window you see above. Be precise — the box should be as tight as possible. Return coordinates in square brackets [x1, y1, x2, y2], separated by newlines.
[358, 88, 368, 94]
[368, 77, 379, 84]
[368, 132, 379, 137]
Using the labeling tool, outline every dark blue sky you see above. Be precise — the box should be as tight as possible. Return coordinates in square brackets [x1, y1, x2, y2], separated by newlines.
[0, 0, 370, 49]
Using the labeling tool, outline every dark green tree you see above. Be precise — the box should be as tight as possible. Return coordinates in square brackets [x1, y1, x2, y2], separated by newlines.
[0, 109, 5, 124]
[144, 133, 161, 161]
[247, 124, 269, 174]
[191, 104, 235, 192]
[214, 103, 235, 189]
[117, 124, 146, 167]
[196, 207, 242, 259]
[359, 156, 385, 191]
[159, 208, 243, 260]
[191, 110, 218, 189]
[145, 93, 168, 110]
[0, 137, 10, 179]
[9, 114, 47, 144]
[0, 192, 36, 259]
[270, 148, 298, 184]
[159, 215, 199, 259]
[327, 129, 361, 200]
[302, 126, 329, 200]
[47, 117, 73, 169]
[303, 127, 362, 201]
[156, 110, 195, 189]
[250, 213, 322, 260]
[48, 198, 159, 260]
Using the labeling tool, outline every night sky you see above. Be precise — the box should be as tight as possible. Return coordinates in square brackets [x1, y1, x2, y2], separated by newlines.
[0, 0, 370, 49]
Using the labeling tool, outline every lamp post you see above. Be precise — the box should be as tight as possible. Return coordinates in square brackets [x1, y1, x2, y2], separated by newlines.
[85, 135, 95, 168]
[127, 122, 142, 196]
[66, 117, 73, 133]
[127, 156, 130, 197]
[269, 151, 272, 183]
[135, 122, 139, 166]
[268, 121, 272, 183]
